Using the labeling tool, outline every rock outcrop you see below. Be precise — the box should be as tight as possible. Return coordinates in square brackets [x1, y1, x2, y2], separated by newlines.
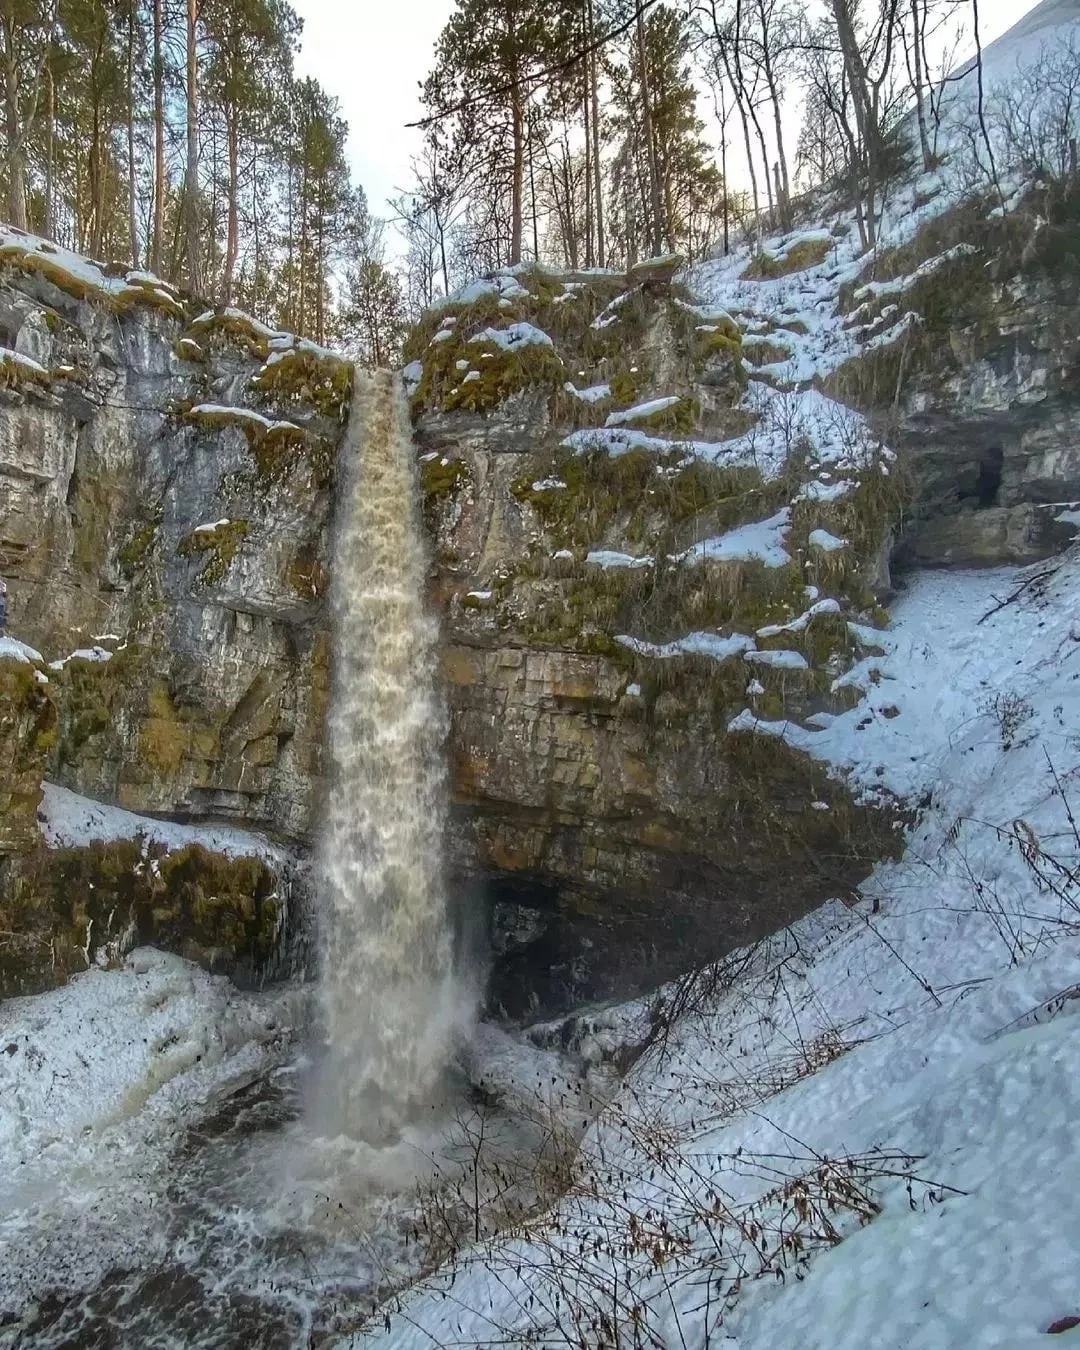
[0, 231, 337, 994]
[409, 265, 905, 1013]
[0, 231, 341, 837]
[829, 180, 1080, 566]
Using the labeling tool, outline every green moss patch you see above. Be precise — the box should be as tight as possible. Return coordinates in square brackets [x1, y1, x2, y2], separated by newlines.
[0, 838, 284, 996]
[742, 236, 832, 279]
[251, 347, 353, 421]
[50, 644, 142, 771]
[178, 519, 251, 587]
[416, 331, 565, 416]
[117, 519, 160, 577]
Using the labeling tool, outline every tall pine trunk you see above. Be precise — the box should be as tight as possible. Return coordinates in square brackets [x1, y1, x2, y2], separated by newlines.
[509, 78, 524, 265]
[635, 5, 665, 257]
[127, 4, 139, 266]
[2, 23, 27, 229]
[588, 0, 604, 268]
[44, 59, 55, 239]
[582, 50, 593, 267]
[152, 0, 165, 273]
[183, 0, 201, 291]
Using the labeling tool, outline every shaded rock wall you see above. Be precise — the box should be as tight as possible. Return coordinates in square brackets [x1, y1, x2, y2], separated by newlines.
[831, 182, 1080, 567]
[0, 237, 337, 998]
[0, 244, 340, 839]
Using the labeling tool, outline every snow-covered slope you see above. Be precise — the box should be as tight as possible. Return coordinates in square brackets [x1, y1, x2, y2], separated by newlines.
[350, 550, 1080, 1348]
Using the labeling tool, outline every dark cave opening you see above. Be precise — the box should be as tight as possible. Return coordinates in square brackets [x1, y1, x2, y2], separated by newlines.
[973, 446, 1004, 508]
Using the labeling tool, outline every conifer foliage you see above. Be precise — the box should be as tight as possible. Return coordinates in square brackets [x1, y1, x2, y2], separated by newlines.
[406, 0, 728, 304]
[0, 0, 373, 342]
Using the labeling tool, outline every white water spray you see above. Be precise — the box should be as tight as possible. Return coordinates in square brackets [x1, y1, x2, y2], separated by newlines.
[313, 367, 466, 1140]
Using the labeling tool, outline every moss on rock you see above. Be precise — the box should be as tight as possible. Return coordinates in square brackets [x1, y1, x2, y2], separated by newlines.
[178, 519, 252, 587]
[0, 838, 284, 997]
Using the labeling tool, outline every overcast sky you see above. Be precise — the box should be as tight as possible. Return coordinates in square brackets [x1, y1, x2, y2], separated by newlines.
[292, 0, 1045, 225]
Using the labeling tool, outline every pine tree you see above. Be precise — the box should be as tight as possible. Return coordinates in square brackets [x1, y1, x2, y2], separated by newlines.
[607, 6, 725, 264]
[423, 0, 570, 266]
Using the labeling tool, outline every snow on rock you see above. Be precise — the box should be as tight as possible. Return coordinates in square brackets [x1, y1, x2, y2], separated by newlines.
[402, 359, 423, 394]
[47, 645, 113, 672]
[675, 508, 792, 568]
[586, 549, 654, 570]
[809, 527, 849, 551]
[758, 597, 842, 638]
[0, 346, 48, 377]
[605, 396, 681, 427]
[470, 322, 554, 351]
[38, 781, 288, 862]
[617, 631, 756, 663]
[0, 635, 44, 664]
[745, 648, 809, 670]
[187, 403, 301, 436]
[590, 288, 640, 330]
[799, 477, 856, 503]
[557, 388, 877, 480]
[564, 381, 611, 403]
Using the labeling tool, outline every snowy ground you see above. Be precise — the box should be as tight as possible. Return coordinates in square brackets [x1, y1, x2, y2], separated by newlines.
[341, 553, 1080, 1348]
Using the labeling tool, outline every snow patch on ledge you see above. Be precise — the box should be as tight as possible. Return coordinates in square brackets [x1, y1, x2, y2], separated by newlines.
[0, 635, 44, 664]
[586, 550, 654, 570]
[605, 396, 681, 427]
[470, 322, 553, 351]
[675, 509, 792, 568]
[617, 631, 756, 663]
[38, 782, 288, 862]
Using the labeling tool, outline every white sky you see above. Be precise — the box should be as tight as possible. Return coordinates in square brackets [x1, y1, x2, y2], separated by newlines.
[292, 0, 1044, 224]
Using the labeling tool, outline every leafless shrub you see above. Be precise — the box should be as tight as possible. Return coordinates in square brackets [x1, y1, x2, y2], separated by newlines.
[980, 689, 1034, 750]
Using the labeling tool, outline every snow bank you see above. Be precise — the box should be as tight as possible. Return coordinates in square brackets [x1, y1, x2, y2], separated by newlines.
[0, 948, 304, 1316]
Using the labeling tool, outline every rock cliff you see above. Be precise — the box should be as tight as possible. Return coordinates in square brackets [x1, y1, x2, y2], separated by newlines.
[828, 179, 1080, 566]
[0, 228, 338, 991]
[408, 263, 905, 1012]
[0, 176, 1076, 1016]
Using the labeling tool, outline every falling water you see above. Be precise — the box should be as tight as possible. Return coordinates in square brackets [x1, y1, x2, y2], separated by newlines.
[312, 366, 465, 1140]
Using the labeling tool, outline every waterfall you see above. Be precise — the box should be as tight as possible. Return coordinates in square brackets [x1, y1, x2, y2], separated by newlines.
[312, 367, 465, 1140]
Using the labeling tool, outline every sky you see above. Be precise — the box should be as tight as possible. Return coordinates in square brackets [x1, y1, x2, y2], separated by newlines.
[292, 0, 1047, 228]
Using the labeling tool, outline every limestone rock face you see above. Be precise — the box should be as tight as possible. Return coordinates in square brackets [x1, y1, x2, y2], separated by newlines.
[829, 186, 1080, 568]
[443, 638, 894, 1013]
[0, 236, 336, 998]
[0, 246, 340, 841]
[895, 272, 1080, 566]
[409, 264, 905, 1013]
